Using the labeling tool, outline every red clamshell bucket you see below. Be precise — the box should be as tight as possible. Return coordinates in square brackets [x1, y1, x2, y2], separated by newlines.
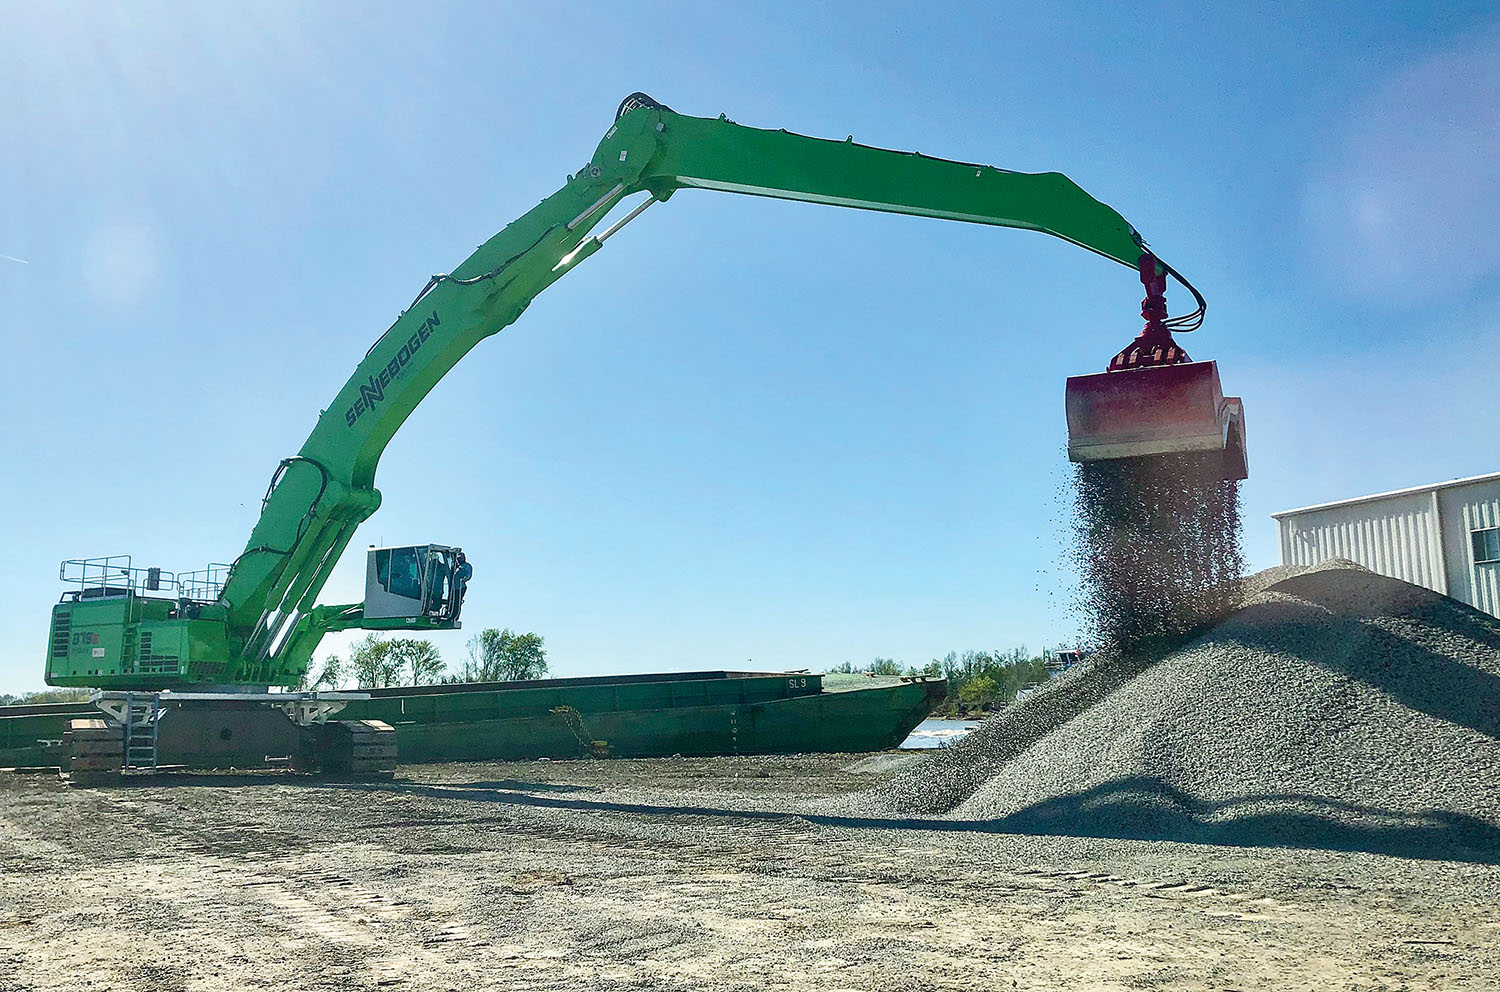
[1065, 360, 1247, 482]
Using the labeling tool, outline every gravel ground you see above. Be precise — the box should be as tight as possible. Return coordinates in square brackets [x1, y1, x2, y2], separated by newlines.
[2, 754, 1499, 991]
[849, 564, 1500, 860]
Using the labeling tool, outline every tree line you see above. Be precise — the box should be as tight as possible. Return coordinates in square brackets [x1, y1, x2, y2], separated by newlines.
[1, 634, 1063, 712]
[303, 627, 549, 690]
[0, 688, 93, 706]
[826, 646, 1060, 716]
[0, 629, 550, 699]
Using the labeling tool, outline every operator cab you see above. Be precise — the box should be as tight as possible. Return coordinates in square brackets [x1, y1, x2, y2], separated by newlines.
[364, 544, 470, 625]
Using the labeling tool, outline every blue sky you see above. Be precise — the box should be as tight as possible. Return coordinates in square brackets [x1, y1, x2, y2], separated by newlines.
[2, 2, 1497, 692]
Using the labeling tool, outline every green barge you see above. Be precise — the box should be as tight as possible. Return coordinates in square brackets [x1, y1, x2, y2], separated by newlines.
[0, 671, 944, 770]
[0, 701, 93, 769]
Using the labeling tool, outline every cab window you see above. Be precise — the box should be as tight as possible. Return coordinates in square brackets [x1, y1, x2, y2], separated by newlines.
[388, 547, 422, 600]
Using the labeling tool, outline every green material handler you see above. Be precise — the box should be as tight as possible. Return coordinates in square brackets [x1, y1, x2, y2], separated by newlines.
[46, 93, 1242, 692]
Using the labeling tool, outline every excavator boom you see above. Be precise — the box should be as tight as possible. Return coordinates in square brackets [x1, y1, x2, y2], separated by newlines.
[633, 103, 1148, 267]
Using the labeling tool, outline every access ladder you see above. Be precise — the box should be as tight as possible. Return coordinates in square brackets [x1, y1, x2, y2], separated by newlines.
[121, 691, 160, 773]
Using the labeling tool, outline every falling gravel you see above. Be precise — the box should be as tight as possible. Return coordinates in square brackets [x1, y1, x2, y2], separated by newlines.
[1069, 453, 1244, 648]
[848, 563, 1500, 857]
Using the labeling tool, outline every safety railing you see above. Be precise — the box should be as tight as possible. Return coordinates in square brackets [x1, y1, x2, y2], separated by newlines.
[59, 556, 178, 600]
[178, 564, 232, 603]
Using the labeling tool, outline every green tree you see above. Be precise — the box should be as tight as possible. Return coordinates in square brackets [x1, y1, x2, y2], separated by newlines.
[958, 675, 1000, 708]
[867, 657, 904, 676]
[302, 653, 345, 690]
[457, 628, 548, 682]
[390, 639, 444, 685]
[349, 633, 402, 688]
[329, 635, 443, 688]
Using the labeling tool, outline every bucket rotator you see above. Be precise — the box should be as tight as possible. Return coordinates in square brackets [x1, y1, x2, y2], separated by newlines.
[1064, 253, 1247, 482]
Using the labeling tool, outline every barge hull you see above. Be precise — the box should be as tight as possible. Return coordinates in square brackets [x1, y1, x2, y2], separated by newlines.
[373, 677, 942, 762]
[0, 672, 945, 769]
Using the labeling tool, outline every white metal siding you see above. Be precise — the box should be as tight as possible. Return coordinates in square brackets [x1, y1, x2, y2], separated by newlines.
[1275, 474, 1500, 619]
[1276, 491, 1444, 591]
[1438, 479, 1500, 616]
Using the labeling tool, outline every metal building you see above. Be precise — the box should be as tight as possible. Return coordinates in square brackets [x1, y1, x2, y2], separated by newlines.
[1271, 471, 1500, 618]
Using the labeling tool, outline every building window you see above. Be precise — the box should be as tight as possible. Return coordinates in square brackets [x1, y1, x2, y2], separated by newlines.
[1474, 527, 1500, 565]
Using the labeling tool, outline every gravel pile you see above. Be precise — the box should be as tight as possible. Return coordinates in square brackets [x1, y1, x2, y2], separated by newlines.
[849, 562, 1500, 855]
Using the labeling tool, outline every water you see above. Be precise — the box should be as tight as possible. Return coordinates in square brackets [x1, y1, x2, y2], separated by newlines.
[900, 718, 982, 750]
